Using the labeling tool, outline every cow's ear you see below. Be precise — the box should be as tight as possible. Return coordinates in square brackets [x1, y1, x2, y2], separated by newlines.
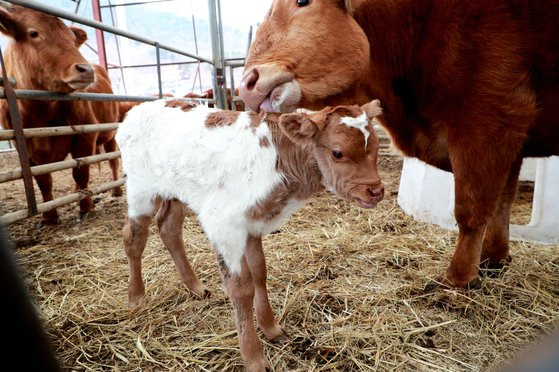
[279, 112, 319, 145]
[0, 7, 22, 39]
[71, 27, 87, 47]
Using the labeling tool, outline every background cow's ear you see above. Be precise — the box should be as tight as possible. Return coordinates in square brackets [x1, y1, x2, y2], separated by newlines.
[0, 8, 22, 39]
[278, 113, 319, 145]
[361, 99, 382, 120]
[71, 27, 87, 47]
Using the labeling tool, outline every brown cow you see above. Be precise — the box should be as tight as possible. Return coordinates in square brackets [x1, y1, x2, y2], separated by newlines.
[0, 3, 121, 224]
[239, 0, 559, 288]
[184, 87, 245, 111]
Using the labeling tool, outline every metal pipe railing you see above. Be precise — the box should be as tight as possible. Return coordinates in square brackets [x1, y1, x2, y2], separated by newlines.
[0, 88, 215, 104]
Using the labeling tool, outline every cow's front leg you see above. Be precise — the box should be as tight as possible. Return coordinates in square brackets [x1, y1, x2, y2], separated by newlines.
[444, 126, 525, 288]
[216, 253, 269, 372]
[71, 133, 98, 219]
[34, 171, 58, 224]
[480, 157, 523, 269]
[246, 235, 287, 342]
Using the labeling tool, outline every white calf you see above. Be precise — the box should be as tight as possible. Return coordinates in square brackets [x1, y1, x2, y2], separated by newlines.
[116, 98, 384, 371]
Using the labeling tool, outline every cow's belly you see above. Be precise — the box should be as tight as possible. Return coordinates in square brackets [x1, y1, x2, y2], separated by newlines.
[523, 87, 559, 157]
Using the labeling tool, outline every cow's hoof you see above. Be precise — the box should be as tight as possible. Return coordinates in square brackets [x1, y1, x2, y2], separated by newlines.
[76, 210, 94, 223]
[40, 217, 59, 226]
[112, 187, 123, 197]
[479, 255, 512, 278]
[40, 210, 59, 226]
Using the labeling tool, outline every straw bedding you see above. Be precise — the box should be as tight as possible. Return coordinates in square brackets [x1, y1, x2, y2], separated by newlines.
[0, 149, 557, 371]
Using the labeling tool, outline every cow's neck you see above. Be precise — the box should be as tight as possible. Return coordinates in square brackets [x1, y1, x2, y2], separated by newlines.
[352, 0, 451, 168]
[264, 113, 324, 200]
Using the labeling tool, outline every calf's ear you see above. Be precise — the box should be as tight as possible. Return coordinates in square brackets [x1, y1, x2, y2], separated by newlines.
[279, 113, 318, 145]
[71, 27, 88, 47]
[361, 99, 382, 120]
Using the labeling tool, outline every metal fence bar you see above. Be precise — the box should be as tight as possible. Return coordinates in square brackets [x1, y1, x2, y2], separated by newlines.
[0, 48, 37, 216]
[0, 179, 126, 225]
[0, 88, 216, 104]
[0, 151, 121, 184]
[0, 123, 120, 141]
[5, 0, 213, 65]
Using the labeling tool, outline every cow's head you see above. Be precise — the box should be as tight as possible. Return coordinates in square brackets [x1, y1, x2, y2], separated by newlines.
[279, 99, 384, 208]
[0, 3, 95, 92]
[240, 0, 370, 113]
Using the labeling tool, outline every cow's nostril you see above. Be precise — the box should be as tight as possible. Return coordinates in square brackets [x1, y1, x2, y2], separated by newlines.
[369, 185, 384, 197]
[75, 63, 93, 75]
[243, 68, 259, 90]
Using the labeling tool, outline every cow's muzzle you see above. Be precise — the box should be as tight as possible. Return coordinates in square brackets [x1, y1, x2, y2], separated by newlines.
[239, 65, 300, 113]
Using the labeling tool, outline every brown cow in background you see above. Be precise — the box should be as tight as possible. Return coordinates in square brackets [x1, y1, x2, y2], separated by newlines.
[0, 3, 121, 224]
[184, 87, 245, 111]
[239, 0, 559, 288]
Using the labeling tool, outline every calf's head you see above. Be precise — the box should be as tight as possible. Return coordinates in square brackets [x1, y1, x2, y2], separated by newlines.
[240, 0, 370, 113]
[0, 3, 95, 92]
[279, 99, 384, 208]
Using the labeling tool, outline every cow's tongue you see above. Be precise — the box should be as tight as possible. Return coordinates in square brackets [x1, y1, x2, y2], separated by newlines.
[260, 97, 273, 112]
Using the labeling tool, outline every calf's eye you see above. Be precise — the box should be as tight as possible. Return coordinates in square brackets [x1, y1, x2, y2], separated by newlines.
[28, 30, 39, 38]
[332, 150, 343, 159]
[296, 0, 310, 6]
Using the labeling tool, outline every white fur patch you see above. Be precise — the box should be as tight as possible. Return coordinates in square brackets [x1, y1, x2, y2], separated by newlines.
[340, 113, 370, 148]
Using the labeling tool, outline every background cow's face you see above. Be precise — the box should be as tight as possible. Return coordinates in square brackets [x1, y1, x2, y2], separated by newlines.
[0, 3, 95, 92]
[240, 0, 370, 113]
[279, 99, 384, 208]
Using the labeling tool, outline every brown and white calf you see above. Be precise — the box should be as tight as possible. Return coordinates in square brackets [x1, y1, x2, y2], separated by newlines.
[116, 99, 384, 371]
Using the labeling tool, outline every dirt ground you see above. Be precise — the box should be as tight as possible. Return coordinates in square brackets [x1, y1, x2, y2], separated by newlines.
[0, 149, 557, 371]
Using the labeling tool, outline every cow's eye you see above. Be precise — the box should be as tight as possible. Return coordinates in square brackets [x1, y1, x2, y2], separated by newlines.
[28, 30, 39, 38]
[332, 149, 343, 159]
[296, 0, 310, 6]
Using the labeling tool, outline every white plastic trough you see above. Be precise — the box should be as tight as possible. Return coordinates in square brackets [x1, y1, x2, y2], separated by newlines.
[397, 156, 559, 245]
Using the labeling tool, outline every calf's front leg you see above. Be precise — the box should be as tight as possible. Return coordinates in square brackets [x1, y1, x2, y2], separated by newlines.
[246, 235, 287, 342]
[217, 253, 270, 372]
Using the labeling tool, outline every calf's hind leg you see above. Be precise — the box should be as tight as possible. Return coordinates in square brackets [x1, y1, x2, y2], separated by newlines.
[155, 199, 210, 298]
[123, 215, 151, 308]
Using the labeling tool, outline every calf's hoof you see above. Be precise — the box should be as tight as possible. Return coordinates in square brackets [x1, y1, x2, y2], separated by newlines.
[186, 282, 211, 299]
[245, 357, 271, 372]
[128, 287, 145, 309]
[262, 324, 288, 343]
